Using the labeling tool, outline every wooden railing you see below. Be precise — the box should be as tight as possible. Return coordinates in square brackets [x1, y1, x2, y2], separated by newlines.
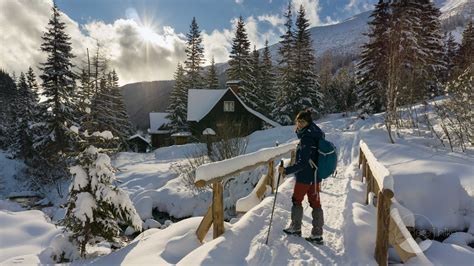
[194, 142, 297, 243]
[359, 140, 427, 265]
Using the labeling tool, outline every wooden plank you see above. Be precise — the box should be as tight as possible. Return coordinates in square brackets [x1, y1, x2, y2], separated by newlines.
[374, 189, 394, 266]
[195, 150, 294, 188]
[196, 205, 213, 243]
[212, 182, 225, 238]
[267, 160, 274, 191]
[389, 214, 417, 262]
[362, 155, 367, 183]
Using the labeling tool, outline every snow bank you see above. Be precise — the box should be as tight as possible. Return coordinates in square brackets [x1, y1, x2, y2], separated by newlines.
[196, 141, 297, 183]
[235, 173, 270, 213]
[0, 210, 61, 263]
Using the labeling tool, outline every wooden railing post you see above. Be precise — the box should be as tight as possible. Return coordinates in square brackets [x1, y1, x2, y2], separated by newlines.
[375, 188, 394, 266]
[212, 182, 224, 239]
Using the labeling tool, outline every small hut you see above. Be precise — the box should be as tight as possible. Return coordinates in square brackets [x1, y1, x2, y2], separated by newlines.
[128, 134, 151, 153]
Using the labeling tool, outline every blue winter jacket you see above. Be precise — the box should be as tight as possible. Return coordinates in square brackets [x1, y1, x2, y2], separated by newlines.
[284, 122, 324, 184]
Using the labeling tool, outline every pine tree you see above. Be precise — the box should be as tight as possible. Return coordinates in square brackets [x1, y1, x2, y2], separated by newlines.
[292, 5, 322, 116]
[272, 3, 295, 124]
[456, 20, 474, 72]
[418, 0, 445, 98]
[26, 67, 40, 102]
[259, 39, 275, 117]
[226, 16, 258, 110]
[34, 3, 78, 183]
[107, 70, 134, 149]
[13, 72, 41, 159]
[64, 145, 142, 257]
[356, 0, 390, 114]
[250, 45, 265, 114]
[206, 56, 220, 89]
[166, 63, 188, 132]
[185, 17, 205, 89]
[443, 32, 458, 82]
[0, 70, 17, 149]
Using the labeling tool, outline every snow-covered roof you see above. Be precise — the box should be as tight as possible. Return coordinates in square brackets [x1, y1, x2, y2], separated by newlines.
[187, 89, 228, 122]
[128, 134, 151, 145]
[186, 88, 280, 128]
[171, 132, 192, 137]
[202, 128, 216, 135]
[149, 112, 170, 134]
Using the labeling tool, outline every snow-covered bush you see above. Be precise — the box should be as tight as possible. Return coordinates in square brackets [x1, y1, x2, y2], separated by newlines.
[63, 145, 142, 258]
[434, 67, 473, 151]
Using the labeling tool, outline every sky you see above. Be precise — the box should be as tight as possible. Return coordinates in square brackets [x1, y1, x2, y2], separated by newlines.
[0, 0, 377, 85]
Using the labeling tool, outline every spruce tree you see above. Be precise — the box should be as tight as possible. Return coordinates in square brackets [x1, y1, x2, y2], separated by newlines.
[456, 20, 474, 72]
[226, 16, 258, 110]
[166, 63, 188, 132]
[185, 17, 205, 89]
[272, 3, 295, 124]
[206, 56, 220, 89]
[107, 70, 134, 149]
[259, 39, 275, 117]
[13, 72, 41, 159]
[249, 45, 265, 114]
[292, 5, 322, 116]
[418, 0, 445, 98]
[65, 145, 142, 257]
[443, 32, 458, 82]
[356, 0, 390, 114]
[34, 3, 78, 183]
[0, 70, 17, 149]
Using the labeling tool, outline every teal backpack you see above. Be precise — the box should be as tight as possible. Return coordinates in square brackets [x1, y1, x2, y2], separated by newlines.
[309, 138, 337, 181]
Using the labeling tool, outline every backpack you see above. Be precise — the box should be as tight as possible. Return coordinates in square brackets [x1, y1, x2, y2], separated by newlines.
[309, 138, 337, 181]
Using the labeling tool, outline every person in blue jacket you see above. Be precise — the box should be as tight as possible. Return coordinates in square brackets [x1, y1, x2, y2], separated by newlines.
[278, 109, 325, 244]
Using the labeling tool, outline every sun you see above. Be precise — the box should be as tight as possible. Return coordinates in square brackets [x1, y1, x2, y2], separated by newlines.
[138, 25, 157, 43]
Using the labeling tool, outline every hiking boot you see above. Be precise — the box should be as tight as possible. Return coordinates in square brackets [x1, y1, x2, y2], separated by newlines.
[283, 224, 302, 236]
[305, 234, 324, 245]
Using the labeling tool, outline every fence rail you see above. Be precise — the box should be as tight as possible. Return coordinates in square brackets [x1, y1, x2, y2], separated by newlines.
[195, 142, 297, 243]
[359, 140, 428, 265]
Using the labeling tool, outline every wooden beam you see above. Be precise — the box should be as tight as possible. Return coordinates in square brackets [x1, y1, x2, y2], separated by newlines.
[374, 189, 394, 266]
[212, 182, 224, 239]
[389, 214, 417, 262]
[195, 151, 294, 188]
[196, 205, 213, 243]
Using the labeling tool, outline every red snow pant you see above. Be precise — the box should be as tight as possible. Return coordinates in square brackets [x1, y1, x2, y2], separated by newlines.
[292, 181, 321, 208]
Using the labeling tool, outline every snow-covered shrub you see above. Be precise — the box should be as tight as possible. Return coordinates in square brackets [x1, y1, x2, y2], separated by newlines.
[63, 145, 142, 258]
[42, 232, 81, 263]
[434, 67, 473, 151]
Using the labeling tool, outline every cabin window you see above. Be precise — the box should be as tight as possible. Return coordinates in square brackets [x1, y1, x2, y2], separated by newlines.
[224, 101, 235, 112]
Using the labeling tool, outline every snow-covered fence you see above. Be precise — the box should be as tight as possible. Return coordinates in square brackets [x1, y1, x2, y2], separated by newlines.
[194, 141, 298, 243]
[359, 140, 428, 265]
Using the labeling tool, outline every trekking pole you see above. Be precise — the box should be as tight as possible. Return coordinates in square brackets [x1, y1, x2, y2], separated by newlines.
[265, 160, 284, 245]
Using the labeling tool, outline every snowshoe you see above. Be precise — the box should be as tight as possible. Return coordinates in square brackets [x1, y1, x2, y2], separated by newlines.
[305, 235, 324, 245]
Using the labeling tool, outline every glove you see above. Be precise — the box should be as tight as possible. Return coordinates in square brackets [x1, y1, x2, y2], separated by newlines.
[278, 166, 285, 175]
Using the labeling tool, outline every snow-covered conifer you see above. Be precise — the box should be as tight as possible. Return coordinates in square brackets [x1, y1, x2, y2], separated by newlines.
[166, 63, 188, 132]
[64, 144, 142, 257]
[206, 56, 220, 89]
[185, 17, 205, 89]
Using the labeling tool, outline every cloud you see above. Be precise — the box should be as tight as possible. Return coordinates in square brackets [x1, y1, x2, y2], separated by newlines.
[0, 0, 188, 85]
[344, 0, 374, 15]
[291, 0, 337, 26]
[235, 0, 244, 4]
[257, 14, 285, 27]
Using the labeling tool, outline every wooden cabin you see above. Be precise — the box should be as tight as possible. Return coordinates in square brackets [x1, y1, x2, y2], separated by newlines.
[128, 134, 151, 153]
[148, 112, 172, 148]
[186, 85, 279, 139]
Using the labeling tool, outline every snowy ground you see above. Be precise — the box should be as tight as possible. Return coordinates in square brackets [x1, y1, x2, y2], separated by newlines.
[1, 109, 473, 264]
